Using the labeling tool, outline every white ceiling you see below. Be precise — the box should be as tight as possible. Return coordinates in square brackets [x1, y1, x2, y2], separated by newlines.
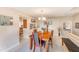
[13, 7, 74, 17]
[0, 7, 78, 17]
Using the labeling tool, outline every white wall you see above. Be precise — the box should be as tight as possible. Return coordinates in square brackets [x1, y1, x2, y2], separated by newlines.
[0, 8, 26, 28]
[48, 16, 73, 36]
[72, 15, 79, 36]
[0, 8, 25, 51]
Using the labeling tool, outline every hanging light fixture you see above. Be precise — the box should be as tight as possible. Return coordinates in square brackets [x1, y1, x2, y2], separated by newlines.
[38, 9, 46, 21]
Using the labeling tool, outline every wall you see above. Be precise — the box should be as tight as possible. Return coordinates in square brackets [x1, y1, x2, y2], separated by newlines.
[48, 16, 73, 36]
[72, 14, 79, 36]
[52, 14, 79, 36]
[0, 8, 25, 51]
[48, 15, 79, 36]
[0, 8, 26, 28]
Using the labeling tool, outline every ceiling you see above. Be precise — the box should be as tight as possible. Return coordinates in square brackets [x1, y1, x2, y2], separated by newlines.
[0, 7, 79, 17]
[13, 7, 74, 17]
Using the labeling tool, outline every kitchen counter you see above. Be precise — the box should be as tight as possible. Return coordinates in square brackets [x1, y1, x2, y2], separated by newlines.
[62, 38, 79, 52]
[61, 30, 79, 52]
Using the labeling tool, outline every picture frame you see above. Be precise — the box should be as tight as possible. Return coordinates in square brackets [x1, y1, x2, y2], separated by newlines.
[48, 19, 52, 25]
[75, 23, 79, 29]
[0, 15, 13, 26]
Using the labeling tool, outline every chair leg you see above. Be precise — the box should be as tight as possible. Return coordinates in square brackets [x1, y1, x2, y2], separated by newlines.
[30, 38, 33, 50]
[19, 35, 23, 48]
[51, 42, 53, 48]
[39, 40, 42, 52]
[33, 41, 36, 52]
[45, 40, 49, 52]
[49, 38, 53, 48]
[62, 39, 63, 46]
[45, 44, 49, 52]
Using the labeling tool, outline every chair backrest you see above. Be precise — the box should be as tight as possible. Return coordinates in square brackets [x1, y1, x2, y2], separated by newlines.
[38, 31, 43, 40]
[43, 31, 51, 41]
[51, 30, 53, 37]
[33, 32, 39, 46]
[19, 26, 23, 36]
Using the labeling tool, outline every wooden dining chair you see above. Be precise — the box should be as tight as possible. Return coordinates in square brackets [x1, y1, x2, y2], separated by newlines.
[19, 25, 24, 47]
[38, 31, 43, 47]
[49, 30, 53, 48]
[29, 35, 33, 50]
[19, 26, 23, 39]
[43, 31, 51, 52]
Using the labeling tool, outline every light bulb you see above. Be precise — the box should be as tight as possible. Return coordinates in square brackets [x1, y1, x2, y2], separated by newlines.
[38, 17, 41, 20]
[42, 17, 46, 21]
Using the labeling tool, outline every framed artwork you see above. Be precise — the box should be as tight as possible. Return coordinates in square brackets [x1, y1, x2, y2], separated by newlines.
[31, 17, 36, 23]
[31, 19, 36, 22]
[30, 17, 37, 29]
[0, 15, 13, 26]
[75, 23, 79, 29]
[48, 19, 52, 25]
[30, 24, 33, 29]
[30, 23, 36, 29]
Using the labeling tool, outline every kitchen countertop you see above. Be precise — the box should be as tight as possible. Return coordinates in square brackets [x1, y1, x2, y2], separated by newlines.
[62, 38, 79, 52]
[61, 30, 79, 52]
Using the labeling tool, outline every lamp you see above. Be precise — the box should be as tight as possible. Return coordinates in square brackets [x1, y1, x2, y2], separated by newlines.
[38, 9, 46, 21]
[38, 16, 46, 21]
